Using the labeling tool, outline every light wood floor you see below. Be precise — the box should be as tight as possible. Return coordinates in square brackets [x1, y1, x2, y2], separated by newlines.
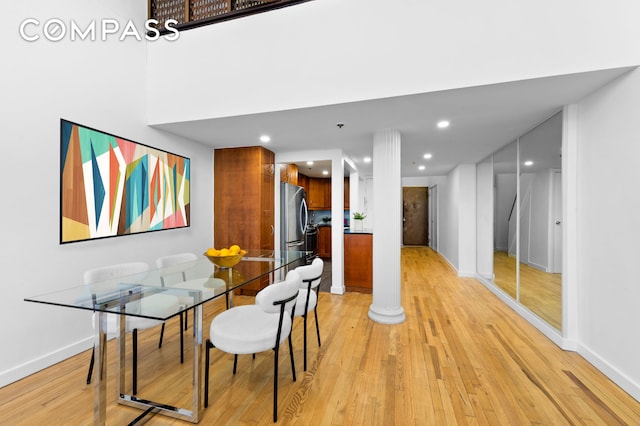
[2, 247, 639, 425]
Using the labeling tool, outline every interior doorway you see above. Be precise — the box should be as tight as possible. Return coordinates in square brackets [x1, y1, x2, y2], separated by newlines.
[402, 187, 429, 245]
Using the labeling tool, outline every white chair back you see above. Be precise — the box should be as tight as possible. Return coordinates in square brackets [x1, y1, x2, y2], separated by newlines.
[83, 262, 150, 285]
[256, 270, 301, 314]
[156, 253, 198, 284]
[295, 258, 323, 290]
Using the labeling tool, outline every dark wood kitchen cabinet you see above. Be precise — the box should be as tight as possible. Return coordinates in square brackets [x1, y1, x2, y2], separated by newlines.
[280, 163, 298, 185]
[344, 177, 350, 210]
[344, 232, 372, 292]
[318, 226, 332, 258]
[214, 146, 274, 295]
[307, 177, 331, 210]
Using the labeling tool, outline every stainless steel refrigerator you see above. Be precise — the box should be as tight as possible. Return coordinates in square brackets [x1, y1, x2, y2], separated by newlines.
[281, 182, 308, 251]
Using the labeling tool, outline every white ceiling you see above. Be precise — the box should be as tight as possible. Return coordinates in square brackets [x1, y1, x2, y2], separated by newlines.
[153, 68, 632, 178]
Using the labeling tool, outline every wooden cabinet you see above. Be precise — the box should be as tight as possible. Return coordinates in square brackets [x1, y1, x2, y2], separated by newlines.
[307, 177, 331, 210]
[344, 233, 373, 291]
[317, 226, 332, 258]
[280, 163, 298, 185]
[344, 177, 350, 210]
[298, 173, 309, 192]
[214, 146, 274, 295]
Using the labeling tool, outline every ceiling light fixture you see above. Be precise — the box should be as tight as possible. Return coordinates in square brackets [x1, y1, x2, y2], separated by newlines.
[306, 161, 314, 166]
[418, 165, 426, 171]
[524, 160, 534, 166]
[322, 170, 329, 175]
[363, 157, 372, 163]
[423, 153, 433, 159]
[437, 120, 450, 129]
[259, 135, 271, 143]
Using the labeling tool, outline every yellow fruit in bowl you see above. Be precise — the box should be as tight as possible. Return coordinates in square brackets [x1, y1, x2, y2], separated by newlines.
[219, 248, 230, 256]
[206, 247, 219, 256]
[229, 244, 241, 254]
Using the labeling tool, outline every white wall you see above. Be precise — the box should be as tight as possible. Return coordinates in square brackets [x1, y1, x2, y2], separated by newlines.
[439, 170, 459, 269]
[147, 0, 640, 125]
[1, 1, 213, 386]
[457, 165, 477, 276]
[438, 165, 476, 275]
[574, 68, 640, 399]
[476, 161, 493, 279]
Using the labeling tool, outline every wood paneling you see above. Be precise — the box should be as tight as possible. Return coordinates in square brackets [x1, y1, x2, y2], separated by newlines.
[344, 233, 372, 290]
[214, 146, 274, 294]
[5, 247, 640, 425]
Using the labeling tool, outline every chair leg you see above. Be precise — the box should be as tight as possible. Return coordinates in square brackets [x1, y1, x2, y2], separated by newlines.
[303, 312, 308, 371]
[288, 334, 296, 382]
[133, 329, 138, 395]
[158, 323, 165, 348]
[86, 345, 95, 385]
[314, 307, 321, 346]
[204, 339, 212, 408]
[273, 343, 279, 422]
[233, 354, 238, 374]
[180, 315, 184, 364]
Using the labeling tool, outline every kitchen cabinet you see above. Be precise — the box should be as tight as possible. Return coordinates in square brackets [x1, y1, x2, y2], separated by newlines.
[214, 146, 274, 295]
[317, 226, 332, 258]
[280, 163, 298, 185]
[344, 177, 350, 210]
[298, 173, 309, 192]
[307, 177, 331, 210]
[344, 232, 372, 291]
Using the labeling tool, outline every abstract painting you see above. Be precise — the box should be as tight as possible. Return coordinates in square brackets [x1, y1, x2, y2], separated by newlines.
[60, 119, 190, 243]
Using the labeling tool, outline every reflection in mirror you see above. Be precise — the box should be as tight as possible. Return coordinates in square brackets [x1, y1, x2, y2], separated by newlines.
[518, 112, 563, 330]
[477, 154, 494, 282]
[493, 140, 518, 299]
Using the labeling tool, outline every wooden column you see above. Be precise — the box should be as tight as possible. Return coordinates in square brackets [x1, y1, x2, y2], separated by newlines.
[368, 129, 406, 324]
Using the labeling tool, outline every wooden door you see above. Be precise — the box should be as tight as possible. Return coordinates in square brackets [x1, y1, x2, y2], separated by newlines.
[403, 187, 429, 245]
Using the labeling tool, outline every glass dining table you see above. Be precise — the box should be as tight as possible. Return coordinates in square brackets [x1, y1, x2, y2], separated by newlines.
[24, 249, 309, 425]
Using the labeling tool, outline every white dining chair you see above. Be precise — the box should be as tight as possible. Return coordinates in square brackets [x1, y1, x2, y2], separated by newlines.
[293, 257, 324, 371]
[156, 252, 199, 363]
[204, 270, 301, 422]
[84, 262, 180, 395]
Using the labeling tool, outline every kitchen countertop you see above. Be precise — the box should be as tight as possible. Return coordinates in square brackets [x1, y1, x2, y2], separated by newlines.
[344, 227, 373, 235]
[310, 223, 373, 234]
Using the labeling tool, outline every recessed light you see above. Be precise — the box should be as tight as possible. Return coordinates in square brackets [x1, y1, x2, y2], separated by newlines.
[524, 160, 534, 166]
[322, 170, 329, 175]
[423, 153, 433, 159]
[418, 165, 426, 171]
[437, 120, 450, 129]
[306, 161, 314, 166]
[259, 135, 271, 143]
[363, 157, 372, 163]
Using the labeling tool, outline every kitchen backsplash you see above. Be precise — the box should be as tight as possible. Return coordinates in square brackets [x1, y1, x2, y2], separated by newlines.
[309, 210, 351, 227]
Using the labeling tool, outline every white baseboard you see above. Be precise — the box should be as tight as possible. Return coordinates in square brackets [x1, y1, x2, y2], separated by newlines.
[577, 344, 640, 402]
[0, 337, 93, 388]
[330, 285, 345, 295]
